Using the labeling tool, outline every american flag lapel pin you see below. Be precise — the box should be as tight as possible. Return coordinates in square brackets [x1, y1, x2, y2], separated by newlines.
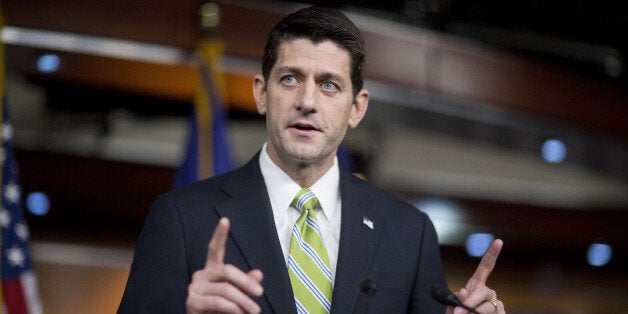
[362, 216, 374, 229]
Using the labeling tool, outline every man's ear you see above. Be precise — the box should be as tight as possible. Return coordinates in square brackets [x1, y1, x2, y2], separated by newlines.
[348, 89, 369, 129]
[253, 74, 267, 115]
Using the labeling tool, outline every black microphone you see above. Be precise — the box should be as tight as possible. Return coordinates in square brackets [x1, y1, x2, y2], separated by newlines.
[360, 279, 377, 314]
[360, 278, 377, 296]
[431, 284, 480, 314]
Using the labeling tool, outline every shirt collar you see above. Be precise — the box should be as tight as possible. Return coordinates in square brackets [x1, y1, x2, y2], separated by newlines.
[259, 143, 340, 221]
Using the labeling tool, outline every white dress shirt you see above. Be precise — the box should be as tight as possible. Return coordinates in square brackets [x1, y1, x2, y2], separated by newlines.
[259, 143, 341, 283]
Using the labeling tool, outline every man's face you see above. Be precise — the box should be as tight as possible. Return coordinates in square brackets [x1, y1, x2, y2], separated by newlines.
[254, 38, 369, 168]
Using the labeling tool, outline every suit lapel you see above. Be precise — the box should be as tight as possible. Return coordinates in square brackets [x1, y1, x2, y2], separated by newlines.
[331, 170, 383, 314]
[214, 156, 296, 314]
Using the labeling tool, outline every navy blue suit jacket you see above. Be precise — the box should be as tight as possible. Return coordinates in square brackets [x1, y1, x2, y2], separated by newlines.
[118, 153, 447, 313]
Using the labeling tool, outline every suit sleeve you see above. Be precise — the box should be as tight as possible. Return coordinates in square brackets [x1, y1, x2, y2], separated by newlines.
[409, 214, 448, 313]
[118, 194, 190, 314]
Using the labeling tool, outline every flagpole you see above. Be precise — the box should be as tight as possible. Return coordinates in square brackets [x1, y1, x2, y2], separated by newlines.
[196, 1, 222, 180]
[197, 1, 231, 180]
[0, 7, 7, 305]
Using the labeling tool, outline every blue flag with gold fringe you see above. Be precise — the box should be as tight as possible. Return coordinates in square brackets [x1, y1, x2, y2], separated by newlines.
[174, 40, 234, 187]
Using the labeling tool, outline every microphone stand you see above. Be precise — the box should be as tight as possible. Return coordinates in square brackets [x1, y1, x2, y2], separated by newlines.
[360, 279, 377, 314]
[431, 284, 481, 314]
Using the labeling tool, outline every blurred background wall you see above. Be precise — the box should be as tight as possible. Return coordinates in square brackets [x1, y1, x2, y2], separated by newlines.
[1, 0, 627, 313]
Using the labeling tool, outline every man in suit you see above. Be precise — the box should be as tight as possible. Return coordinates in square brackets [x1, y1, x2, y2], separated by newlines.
[119, 6, 505, 314]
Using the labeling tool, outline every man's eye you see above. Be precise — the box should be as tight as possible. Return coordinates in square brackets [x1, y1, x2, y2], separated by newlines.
[282, 76, 296, 85]
[321, 81, 338, 91]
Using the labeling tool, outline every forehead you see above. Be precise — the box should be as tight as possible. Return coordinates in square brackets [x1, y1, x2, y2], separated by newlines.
[273, 38, 351, 78]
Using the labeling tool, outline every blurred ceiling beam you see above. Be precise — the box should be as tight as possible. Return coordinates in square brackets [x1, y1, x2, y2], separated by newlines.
[4, 37, 255, 111]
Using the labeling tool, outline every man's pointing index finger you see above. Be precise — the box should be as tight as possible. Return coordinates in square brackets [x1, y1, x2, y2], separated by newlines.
[206, 217, 230, 268]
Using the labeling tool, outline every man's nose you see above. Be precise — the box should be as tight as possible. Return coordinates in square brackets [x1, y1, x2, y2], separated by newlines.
[296, 80, 317, 112]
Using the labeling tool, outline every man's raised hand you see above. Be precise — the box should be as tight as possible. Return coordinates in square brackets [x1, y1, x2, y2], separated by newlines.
[186, 218, 264, 314]
[450, 239, 506, 314]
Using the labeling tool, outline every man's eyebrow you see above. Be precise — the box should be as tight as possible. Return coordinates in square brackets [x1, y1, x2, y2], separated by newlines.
[274, 66, 305, 77]
[316, 72, 345, 84]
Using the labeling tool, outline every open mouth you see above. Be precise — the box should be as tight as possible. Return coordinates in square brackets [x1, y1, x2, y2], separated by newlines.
[291, 122, 319, 132]
[292, 124, 316, 131]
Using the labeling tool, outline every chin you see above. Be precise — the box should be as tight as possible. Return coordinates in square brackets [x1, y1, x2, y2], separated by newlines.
[287, 150, 317, 162]
[288, 146, 337, 166]
[284, 146, 319, 162]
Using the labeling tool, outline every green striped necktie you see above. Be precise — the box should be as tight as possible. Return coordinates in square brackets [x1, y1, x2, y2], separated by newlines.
[288, 188, 333, 314]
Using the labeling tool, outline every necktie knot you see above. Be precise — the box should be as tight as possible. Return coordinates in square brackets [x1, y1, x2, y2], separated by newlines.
[292, 188, 320, 215]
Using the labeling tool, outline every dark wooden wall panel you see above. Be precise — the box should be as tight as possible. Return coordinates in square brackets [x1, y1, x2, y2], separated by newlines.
[3, 0, 201, 47]
[16, 149, 175, 241]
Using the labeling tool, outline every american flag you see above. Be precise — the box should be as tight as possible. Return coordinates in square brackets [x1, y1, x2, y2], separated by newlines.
[1, 8, 42, 311]
[0, 101, 43, 312]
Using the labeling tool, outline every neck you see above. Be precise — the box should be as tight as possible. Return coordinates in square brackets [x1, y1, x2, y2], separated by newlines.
[289, 160, 334, 188]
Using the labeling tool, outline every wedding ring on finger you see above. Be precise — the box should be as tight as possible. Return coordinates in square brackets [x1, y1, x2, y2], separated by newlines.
[489, 299, 498, 313]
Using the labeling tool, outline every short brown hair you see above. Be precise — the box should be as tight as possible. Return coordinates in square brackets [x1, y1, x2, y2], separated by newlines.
[262, 6, 366, 97]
